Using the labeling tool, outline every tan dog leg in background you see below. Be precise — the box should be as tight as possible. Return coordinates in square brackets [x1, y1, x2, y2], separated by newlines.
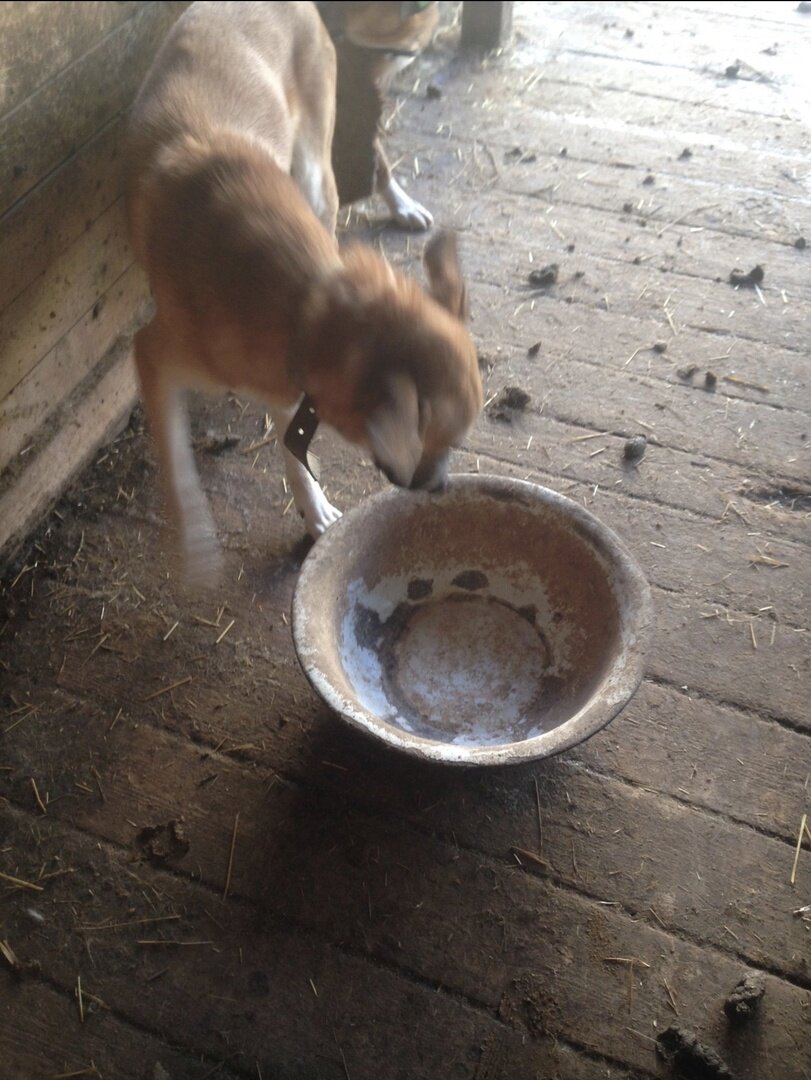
[374, 141, 433, 230]
[321, 1, 439, 229]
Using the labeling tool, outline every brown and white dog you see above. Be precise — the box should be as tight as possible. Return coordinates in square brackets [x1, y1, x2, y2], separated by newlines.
[125, 1, 481, 581]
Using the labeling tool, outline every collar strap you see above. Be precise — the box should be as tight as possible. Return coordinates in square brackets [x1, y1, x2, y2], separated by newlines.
[284, 395, 321, 482]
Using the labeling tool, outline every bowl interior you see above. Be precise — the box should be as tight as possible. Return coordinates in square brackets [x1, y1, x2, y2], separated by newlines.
[293, 476, 650, 764]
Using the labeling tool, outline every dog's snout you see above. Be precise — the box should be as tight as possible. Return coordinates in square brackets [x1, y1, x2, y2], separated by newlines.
[373, 452, 448, 492]
[409, 452, 449, 492]
[374, 459, 404, 487]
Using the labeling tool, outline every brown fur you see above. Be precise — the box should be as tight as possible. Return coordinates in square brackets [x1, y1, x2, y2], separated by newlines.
[125, 1, 481, 582]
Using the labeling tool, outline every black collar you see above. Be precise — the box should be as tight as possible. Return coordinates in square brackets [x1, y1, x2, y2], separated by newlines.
[283, 395, 321, 481]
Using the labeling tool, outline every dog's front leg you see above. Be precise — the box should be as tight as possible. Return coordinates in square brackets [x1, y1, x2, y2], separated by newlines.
[135, 324, 223, 584]
[269, 404, 341, 538]
[375, 141, 433, 231]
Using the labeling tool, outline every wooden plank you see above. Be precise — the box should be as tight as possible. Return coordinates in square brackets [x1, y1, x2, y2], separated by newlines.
[465, 282, 811, 413]
[453, 207, 811, 352]
[412, 137, 811, 261]
[460, 426, 811, 550]
[0, 2, 139, 119]
[475, 347, 811, 488]
[503, 47, 806, 124]
[0, 265, 149, 474]
[413, 55, 808, 158]
[530, 0, 811, 74]
[0, 803, 631, 1080]
[403, 78, 809, 229]
[593, 487, 808, 627]
[0, 198, 132, 403]
[0, 2, 184, 216]
[0, 348, 138, 558]
[0, 976, 245, 1080]
[464, 365, 810, 512]
[578, 681, 811, 846]
[513, 0, 811, 102]
[4, 733, 809, 1077]
[676, 0, 809, 25]
[0, 118, 126, 315]
[645, 585, 808, 723]
[6, 701, 806, 989]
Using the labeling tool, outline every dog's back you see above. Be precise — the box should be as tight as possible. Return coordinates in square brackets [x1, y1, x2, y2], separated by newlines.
[143, 133, 342, 404]
[126, 1, 339, 265]
[126, 1, 340, 398]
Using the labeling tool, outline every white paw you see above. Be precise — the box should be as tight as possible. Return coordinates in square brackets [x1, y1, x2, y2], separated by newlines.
[383, 178, 434, 231]
[301, 492, 342, 538]
[391, 196, 433, 231]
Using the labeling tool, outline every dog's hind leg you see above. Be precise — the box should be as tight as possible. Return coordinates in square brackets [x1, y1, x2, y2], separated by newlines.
[291, 143, 339, 237]
[134, 322, 223, 583]
[269, 403, 341, 538]
[290, 22, 340, 238]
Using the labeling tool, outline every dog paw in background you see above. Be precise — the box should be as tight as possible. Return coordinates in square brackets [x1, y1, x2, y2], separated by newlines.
[380, 174, 434, 230]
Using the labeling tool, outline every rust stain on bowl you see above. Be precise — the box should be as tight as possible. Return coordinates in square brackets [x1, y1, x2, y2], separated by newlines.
[292, 475, 653, 766]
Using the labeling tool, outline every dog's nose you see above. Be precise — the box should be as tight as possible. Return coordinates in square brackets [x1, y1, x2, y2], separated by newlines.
[409, 452, 448, 492]
[374, 459, 404, 488]
[374, 452, 449, 492]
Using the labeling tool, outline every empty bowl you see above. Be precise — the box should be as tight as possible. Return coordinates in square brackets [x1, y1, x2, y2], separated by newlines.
[292, 474, 652, 765]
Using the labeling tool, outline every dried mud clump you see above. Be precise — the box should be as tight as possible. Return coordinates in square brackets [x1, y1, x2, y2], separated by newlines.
[527, 264, 559, 288]
[724, 972, 765, 1024]
[623, 435, 647, 462]
[656, 1025, 731, 1079]
[137, 820, 190, 865]
[728, 265, 764, 288]
[487, 386, 531, 423]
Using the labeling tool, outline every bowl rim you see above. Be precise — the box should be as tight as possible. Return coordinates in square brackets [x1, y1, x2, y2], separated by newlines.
[291, 473, 653, 766]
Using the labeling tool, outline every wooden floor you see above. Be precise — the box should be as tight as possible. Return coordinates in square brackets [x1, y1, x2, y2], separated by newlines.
[2, 3, 810, 1078]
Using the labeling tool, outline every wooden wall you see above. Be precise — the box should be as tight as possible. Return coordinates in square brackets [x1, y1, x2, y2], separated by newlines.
[0, 1, 188, 561]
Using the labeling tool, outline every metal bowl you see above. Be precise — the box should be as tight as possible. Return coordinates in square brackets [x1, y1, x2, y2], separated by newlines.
[292, 475, 652, 766]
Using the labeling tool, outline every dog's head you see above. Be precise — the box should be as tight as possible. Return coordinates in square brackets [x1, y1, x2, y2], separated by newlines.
[298, 232, 481, 492]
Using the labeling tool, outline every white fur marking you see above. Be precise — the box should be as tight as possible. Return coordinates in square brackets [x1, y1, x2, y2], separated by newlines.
[381, 176, 433, 231]
[269, 404, 341, 537]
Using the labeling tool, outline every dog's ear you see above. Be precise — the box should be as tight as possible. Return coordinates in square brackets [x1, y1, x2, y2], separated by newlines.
[423, 230, 469, 322]
[366, 374, 423, 488]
